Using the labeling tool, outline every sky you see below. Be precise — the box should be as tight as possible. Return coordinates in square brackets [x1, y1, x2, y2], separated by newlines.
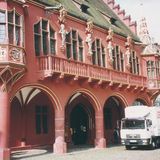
[115, 0, 160, 43]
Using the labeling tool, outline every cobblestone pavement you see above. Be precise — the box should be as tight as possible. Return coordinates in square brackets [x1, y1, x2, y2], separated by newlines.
[11, 145, 160, 160]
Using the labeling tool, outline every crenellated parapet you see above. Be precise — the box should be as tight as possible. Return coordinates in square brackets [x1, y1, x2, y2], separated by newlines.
[103, 0, 137, 34]
[129, 21, 137, 35]
[113, 4, 120, 13]
[123, 15, 131, 26]
[117, 9, 125, 20]
[106, 0, 115, 9]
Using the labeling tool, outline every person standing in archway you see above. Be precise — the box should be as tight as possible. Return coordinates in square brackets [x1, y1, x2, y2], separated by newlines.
[113, 127, 119, 144]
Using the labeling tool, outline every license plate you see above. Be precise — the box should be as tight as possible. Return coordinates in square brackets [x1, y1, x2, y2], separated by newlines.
[130, 140, 137, 143]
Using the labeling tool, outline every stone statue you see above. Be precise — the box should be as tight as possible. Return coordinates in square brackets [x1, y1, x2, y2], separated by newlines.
[58, 7, 67, 24]
[106, 28, 114, 61]
[107, 41, 113, 60]
[86, 20, 93, 34]
[86, 33, 93, 55]
[59, 23, 68, 47]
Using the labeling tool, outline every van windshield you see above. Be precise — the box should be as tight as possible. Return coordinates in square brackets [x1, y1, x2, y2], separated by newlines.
[122, 119, 145, 129]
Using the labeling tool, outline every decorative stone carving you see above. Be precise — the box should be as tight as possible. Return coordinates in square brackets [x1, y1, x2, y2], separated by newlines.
[58, 7, 68, 48]
[85, 20, 93, 55]
[0, 66, 25, 92]
[85, 20, 93, 34]
[125, 36, 132, 67]
[59, 23, 68, 47]
[58, 7, 67, 24]
[125, 35, 132, 48]
[86, 33, 93, 55]
[106, 28, 114, 63]
[9, 48, 24, 63]
[106, 28, 113, 42]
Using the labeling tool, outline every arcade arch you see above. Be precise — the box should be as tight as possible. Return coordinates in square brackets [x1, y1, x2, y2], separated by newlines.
[65, 92, 96, 147]
[103, 96, 125, 145]
[10, 86, 56, 148]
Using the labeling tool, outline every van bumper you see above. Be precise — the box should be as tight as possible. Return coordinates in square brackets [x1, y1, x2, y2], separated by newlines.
[121, 139, 150, 146]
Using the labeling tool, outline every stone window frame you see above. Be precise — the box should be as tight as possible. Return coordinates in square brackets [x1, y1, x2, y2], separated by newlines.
[65, 29, 84, 62]
[34, 18, 56, 56]
[112, 45, 124, 71]
[0, 8, 24, 46]
[91, 38, 106, 67]
[147, 60, 155, 78]
[130, 50, 140, 75]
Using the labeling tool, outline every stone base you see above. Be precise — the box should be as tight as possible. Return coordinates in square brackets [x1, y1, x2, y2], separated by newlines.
[95, 138, 106, 149]
[0, 148, 10, 160]
[53, 136, 67, 154]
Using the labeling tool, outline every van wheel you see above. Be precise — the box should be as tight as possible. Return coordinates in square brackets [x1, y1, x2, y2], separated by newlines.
[125, 145, 131, 150]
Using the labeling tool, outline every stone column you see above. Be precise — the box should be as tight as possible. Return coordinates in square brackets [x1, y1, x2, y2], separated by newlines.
[53, 109, 67, 154]
[95, 110, 106, 148]
[0, 90, 10, 160]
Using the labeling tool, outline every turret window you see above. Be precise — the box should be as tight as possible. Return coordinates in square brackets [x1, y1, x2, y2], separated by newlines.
[0, 10, 23, 46]
[0, 11, 6, 43]
[155, 61, 160, 78]
[34, 19, 56, 56]
[147, 61, 155, 78]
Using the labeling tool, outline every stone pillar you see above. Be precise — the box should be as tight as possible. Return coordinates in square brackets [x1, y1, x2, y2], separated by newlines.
[95, 110, 106, 148]
[0, 91, 10, 160]
[53, 110, 67, 154]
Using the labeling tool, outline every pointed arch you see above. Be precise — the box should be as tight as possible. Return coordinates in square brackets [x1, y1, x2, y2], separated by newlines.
[11, 83, 62, 110]
[66, 88, 101, 111]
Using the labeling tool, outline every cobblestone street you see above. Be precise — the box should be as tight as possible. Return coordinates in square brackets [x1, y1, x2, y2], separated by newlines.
[11, 145, 160, 160]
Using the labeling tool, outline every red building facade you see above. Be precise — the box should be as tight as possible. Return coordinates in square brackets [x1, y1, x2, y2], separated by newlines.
[0, 0, 158, 159]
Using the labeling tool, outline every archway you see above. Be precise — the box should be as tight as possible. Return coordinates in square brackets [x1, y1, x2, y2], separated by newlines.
[70, 104, 88, 145]
[103, 96, 125, 145]
[10, 86, 55, 148]
[65, 93, 95, 147]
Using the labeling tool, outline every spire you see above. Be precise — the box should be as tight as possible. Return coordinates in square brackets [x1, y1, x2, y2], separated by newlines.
[138, 17, 151, 44]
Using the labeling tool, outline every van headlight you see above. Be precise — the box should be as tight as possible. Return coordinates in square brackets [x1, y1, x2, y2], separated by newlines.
[142, 139, 148, 144]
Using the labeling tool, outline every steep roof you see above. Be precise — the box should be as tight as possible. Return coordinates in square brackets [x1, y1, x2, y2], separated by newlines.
[35, 0, 140, 42]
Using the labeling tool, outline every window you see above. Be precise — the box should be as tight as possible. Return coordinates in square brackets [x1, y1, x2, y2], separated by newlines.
[34, 19, 56, 56]
[0, 9, 23, 45]
[112, 46, 124, 71]
[147, 61, 155, 78]
[35, 105, 48, 134]
[130, 51, 140, 75]
[65, 30, 83, 61]
[8, 10, 23, 46]
[92, 39, 106, 67]
[0, 11, 6, 43]
[155, 61, 160, 79]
